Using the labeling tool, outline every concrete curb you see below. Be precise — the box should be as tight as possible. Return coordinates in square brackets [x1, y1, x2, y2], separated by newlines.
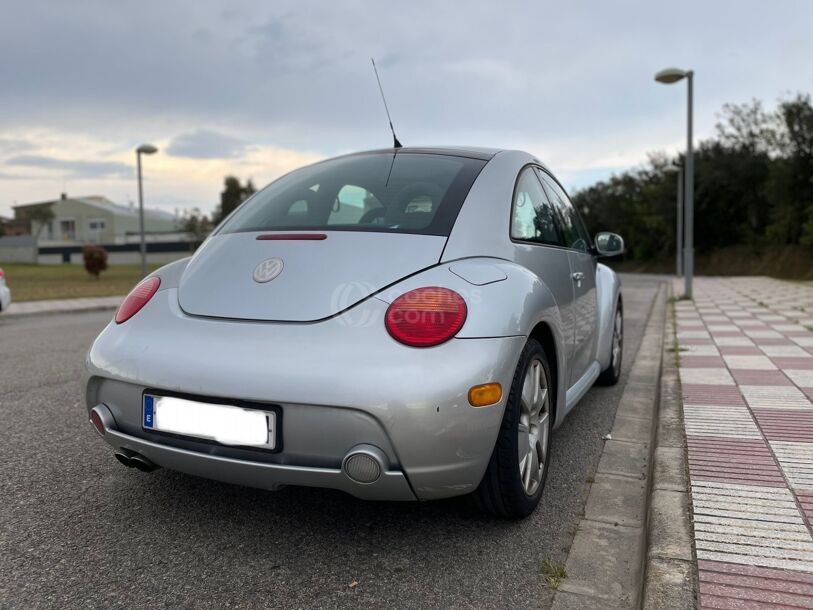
[641, 289, 698, 608]
[551, 282, 667, 609]
[2, 296, 122, 319]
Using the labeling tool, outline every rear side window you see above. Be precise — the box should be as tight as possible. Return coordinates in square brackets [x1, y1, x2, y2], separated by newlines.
[218, 153, 486, 237]
[511, 167, 563, 246]
[536, 169, 592, 252]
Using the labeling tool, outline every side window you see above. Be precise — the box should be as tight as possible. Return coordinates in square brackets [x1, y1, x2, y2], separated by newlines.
[536, 170, 591, 253]
[511, 168, 563, 246]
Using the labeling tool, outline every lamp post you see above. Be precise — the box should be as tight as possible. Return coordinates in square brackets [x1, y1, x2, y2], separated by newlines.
[135, 144, 158, 277]
[655, 67, 694, 298]
[664, 164, 684, 276]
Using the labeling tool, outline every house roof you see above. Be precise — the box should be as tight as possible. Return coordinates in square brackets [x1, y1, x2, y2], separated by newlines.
[13, 195, 175, 221]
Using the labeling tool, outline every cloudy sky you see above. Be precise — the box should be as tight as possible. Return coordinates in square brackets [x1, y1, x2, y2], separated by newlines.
[1, 0, 811, 218]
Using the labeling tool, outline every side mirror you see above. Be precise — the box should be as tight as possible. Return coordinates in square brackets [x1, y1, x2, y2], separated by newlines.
[594, 232, 625, 257]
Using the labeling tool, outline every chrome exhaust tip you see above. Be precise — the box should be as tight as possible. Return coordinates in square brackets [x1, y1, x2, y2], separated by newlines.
[114, 450, 134, 468]
[114, 449, 158, 472]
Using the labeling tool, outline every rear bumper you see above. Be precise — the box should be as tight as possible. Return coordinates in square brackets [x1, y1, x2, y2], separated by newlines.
[85, 289, 525, 500]
[91, 404, 416, 500]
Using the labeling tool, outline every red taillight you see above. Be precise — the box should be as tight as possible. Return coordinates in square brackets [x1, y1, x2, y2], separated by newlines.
[115, 277, 161, 324]
[256, 233, 327, 240]
[385, 287, 467, 347]
[0, 268, 4, 279]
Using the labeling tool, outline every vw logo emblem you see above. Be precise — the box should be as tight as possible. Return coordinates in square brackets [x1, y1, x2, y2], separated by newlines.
[253, 258, 284, 283]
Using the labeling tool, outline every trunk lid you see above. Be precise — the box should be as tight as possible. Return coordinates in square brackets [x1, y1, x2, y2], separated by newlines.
[178, 231, 446, 321]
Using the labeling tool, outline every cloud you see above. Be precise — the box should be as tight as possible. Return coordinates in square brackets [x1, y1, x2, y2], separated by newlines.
[0, 138, 34, 156]
[167, 130, 248, 159]
[0, 1, 811, 213]
[5, 155, 132, 179]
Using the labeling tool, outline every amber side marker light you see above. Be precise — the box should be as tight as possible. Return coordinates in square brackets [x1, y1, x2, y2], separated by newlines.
[468, 383, 502, 407]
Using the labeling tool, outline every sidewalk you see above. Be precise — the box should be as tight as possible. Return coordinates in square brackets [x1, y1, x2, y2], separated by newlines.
[3, 295, 122, 318]
[674, 277, 813, 608]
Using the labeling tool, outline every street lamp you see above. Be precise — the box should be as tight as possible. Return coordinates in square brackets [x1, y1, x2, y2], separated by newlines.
[664, 163, 684, 277]
[655, 67, 694, 298]
[135, 143, 158, 278]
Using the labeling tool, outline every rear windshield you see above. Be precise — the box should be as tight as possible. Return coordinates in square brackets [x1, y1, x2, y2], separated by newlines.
[217, 152, 486, 236]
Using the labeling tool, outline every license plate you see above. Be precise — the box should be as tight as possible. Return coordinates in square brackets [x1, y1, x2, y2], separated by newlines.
[143, 394, 276, 449]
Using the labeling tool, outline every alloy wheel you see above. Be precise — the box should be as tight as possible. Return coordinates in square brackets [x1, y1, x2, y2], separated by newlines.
[517, 358, 550, 496]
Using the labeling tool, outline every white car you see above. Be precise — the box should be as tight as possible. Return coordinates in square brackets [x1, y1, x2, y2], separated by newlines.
[0, 267, 11, 313]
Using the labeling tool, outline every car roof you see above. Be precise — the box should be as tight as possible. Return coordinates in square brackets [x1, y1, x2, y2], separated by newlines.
[347, 146, 503, 161]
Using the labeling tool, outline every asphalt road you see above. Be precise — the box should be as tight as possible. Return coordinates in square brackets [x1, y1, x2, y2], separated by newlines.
[0, 274, 664, 609]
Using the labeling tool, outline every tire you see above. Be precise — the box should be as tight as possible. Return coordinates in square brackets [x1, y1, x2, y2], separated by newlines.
[476, 338, 554, 519]
[596, 302, 623, 386]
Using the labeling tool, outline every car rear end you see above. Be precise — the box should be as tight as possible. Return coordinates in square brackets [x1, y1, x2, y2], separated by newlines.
[85, 149, 524, 500]
[0, 267, 11, 312]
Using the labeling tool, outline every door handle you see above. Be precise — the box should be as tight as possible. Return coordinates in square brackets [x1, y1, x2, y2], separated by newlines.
[571, 271, 584, 287]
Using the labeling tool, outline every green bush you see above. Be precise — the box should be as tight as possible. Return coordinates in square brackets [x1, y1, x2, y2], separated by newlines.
[82, 245, 108, 279]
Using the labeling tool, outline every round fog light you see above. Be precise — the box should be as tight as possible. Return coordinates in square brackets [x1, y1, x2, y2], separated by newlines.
[344, 452, 382, 484]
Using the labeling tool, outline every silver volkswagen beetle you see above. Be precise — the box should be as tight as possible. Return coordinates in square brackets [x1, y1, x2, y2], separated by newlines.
[86, 147, 624, 518]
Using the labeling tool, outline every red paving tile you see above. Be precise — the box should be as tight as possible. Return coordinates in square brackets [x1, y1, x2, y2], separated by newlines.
[753, 409, 813, 442]
[699, 561, 813, 609]
[754, 337, 795, 346]
[681, 338, 716, 345]
[682, 356, 726, 368]
[682, 384, 746, 406]
[712, 331, 748, 338]
[772, 357, 813, 370]
[804, 388, 813, 402]
[687, 436, 786, 486]
[729, 369, 792, 385]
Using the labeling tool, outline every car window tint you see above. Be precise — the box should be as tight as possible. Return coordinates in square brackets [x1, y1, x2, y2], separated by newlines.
[510, 168, 563, 246]
[536, 169, 591, 252]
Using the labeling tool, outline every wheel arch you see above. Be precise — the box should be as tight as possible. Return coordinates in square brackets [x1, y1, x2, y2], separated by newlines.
[528, 321, 562, 428]
[595, 263, 622, 371]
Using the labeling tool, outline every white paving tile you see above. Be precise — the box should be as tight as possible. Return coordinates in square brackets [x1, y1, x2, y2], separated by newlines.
[792, 336, 813, 347]
[679, 368, 736, 385]
[683, 405, 760, 438]
[735, 319, 766, 327]
[678, 344, 720, 355]
[760, 345, 812, 358]
[740, 385, 813, 410]
[690, 480, 813, 571]
[774, 324, 809, 333]
[770, 441, 813, 490]
[785, 370, 813, 387]
[744, 329, 784, 339]
[714, 336, 755, 347]
[722, 355, 777, 370]
[677, 330, 711, 339]
[707, 324, 740, 332]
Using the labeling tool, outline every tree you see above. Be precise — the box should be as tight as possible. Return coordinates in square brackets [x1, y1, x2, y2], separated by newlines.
[28, 204, 55, 260]
[213, 176, 257, 224]
[572, 91, 813, 261]
[179, 207, 213, 251]
[82, 245, 108, 279]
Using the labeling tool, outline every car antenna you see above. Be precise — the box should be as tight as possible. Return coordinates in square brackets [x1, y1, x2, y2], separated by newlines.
[371, 58, 402, 149]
